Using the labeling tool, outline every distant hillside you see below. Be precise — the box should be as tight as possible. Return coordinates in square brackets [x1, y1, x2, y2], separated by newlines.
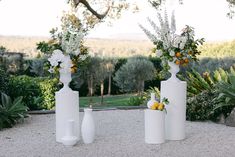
[84, 38, 154, 57]
[0, 35, 154, 58]
[0, 35, 234, 58]
[0, 36, 48, 57]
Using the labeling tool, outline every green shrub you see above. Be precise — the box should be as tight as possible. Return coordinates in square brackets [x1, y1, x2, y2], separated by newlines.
[8, 75, 58, 110]
[38, 78, 58, 109]
[0, 68, 9, 94]
[127, 95, 144, 106]
[186, 90, 218, 121]
[212, 75, 235, 117]
[114, 56, 156, 93]
[0, 93, 28, 130]
[185, 67, 235, 121]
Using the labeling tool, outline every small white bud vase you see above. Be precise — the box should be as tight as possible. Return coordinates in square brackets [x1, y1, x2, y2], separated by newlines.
[61, 120, 78, 146]
[168, 61, 180, 82]
[147, 93, 157, 109]
[81, 108, 95, 144]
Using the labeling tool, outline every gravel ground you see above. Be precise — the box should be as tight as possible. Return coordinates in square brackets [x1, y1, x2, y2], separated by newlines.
[0, 109, 235, 157]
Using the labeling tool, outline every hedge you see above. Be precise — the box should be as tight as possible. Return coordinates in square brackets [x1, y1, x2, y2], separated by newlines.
[8, 75, 58, 110]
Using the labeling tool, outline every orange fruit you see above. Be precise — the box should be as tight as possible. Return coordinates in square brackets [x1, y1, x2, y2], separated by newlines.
[184, 58, 189, 63]
[175, 60, 180, 65]
[175, 52, 181, 58]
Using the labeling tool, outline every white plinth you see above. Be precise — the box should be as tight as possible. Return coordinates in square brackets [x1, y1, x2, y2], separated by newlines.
[56, 88, 80, 143]
[161, 80, 186, 140]
[145, 109, 165, 144]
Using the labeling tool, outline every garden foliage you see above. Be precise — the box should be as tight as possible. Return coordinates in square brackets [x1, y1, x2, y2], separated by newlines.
[8, 75, 58, 110]
[114, 56, 156, 94]
[183, 66, 235, 121]
[0, 93, 28, 130]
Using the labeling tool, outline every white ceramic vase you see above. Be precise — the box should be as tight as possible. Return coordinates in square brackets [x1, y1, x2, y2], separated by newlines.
[81, 108, 95, 144]
[59, 69, 72, 90]
[145, 109, 165, 144]
[147, 93, 157, 109]
[61, 120, 78, 146]
[168, 61, 180, 82]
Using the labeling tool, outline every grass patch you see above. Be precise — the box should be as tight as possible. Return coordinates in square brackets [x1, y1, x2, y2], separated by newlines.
[80, 94, 133, 108]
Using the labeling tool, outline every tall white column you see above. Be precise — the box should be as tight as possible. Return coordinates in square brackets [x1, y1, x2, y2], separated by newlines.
[56, 88, 80, 143]
[161, 80, 186, 140]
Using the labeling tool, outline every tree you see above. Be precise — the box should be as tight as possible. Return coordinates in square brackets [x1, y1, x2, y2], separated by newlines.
[104, 58, 117, 95]
[69, 0, 138, 30]
[114, 56, 156, 95]
[95, 58, 109, 105]
[0, 46, 7, 53]
[81, 57, 101, 97]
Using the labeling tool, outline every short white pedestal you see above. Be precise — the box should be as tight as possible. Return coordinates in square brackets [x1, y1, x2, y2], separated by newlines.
[161, 80, 186, 140]
[145, 109, 165, 144]
[56, 88, 80, 143]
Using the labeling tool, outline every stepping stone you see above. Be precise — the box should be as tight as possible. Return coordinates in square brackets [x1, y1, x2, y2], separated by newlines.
[225, 108, 235, 127]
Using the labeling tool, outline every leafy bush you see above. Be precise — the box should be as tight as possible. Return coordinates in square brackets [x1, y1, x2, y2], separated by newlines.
[38, 78, 59, 109]
[185, 67, 235, 121]
[0, 68, 9, 94]
[114, 56, 156, 94]
[29, 58, 49, 77]
[212, 75, 235, 117]
[127, 95, 144, 106]
[8, 75, 58, 110]
[0, 93, 28, 130]
[186, 90, 218, 121]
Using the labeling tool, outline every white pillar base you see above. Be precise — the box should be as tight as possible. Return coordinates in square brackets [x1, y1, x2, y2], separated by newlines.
[145, 109, 165, 144]
[55, 88, 80, 143]
[161, 80, 187, 140]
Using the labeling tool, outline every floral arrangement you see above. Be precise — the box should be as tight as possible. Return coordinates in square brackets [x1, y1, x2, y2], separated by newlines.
[150, 97, 169, 111]
[48, 49, 73, 73]
[140, 11, 204, 70]
[47, 16, 87, 74]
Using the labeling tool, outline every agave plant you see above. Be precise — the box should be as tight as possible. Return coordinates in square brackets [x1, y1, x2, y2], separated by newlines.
[0, 93, 28, 130]
[180, 67, 235, 97]
[179, 69, 213, 96]
[212, 75, 235, 114]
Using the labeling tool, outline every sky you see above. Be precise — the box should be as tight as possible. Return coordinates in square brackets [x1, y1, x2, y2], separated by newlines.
[0, 0, 235, 42]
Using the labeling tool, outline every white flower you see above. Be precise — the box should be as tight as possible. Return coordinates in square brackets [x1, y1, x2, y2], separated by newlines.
[156, 49, 163, 57]
[60, 55, 73, 70]
[74, 48, 80, 56]
[179, 37, 187, 49]
[80, 54, 87, 61]
[170, 50, 175, 56]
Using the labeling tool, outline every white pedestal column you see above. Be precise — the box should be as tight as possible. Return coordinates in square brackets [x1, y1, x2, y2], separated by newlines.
[145, 109, 165, 144]
[56, 88, 80, 143]
[160, 80, 186, 140]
